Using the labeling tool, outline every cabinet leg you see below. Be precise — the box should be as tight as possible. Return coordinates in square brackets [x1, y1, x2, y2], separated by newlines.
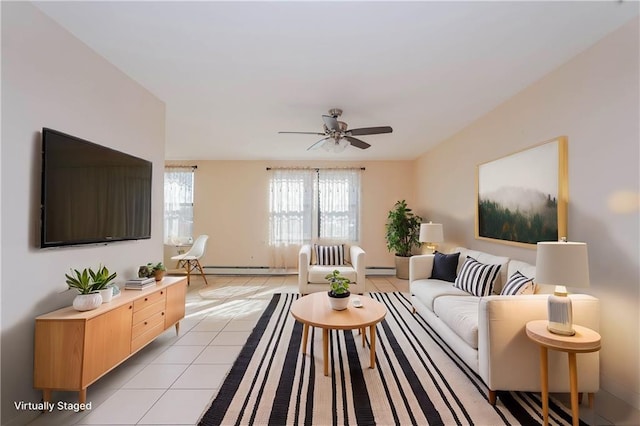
[42, 389, 51, 404]
[79, 389, 87, 405]
[175, 321, 180, 335]
[588, 392, 595, 408]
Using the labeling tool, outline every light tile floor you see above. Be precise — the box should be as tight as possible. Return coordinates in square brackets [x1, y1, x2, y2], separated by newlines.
[26, 274, 639, 426]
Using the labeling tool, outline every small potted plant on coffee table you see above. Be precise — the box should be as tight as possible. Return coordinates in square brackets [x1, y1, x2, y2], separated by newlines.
[326, 269, 351, 311]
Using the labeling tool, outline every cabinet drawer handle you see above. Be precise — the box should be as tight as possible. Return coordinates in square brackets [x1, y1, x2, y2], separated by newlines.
[144, 298, 148, 301]
[161, 291, 164, 295]
[129, 305, 132, 309]
[161, 312, 165, 316]
[144, 321, 148, 325]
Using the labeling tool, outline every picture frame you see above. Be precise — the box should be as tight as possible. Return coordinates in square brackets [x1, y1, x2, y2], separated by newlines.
[475, 136, 568, 248]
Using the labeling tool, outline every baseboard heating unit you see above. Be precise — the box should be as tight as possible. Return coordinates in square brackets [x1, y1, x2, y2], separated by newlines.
[202, 266, 395, 276]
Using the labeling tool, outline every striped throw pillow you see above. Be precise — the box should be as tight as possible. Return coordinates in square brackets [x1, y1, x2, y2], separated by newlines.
[314, 244, 345, 266]
[501, 271, 535, 295]
[454, 256, 502, 297]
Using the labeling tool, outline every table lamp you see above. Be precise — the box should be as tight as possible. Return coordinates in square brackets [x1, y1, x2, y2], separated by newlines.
[419, 222, 444, 253]
[535, 240, 590, 336]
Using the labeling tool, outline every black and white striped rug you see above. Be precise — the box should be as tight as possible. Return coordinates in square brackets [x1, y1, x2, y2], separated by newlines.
[199, 292, 586, 426]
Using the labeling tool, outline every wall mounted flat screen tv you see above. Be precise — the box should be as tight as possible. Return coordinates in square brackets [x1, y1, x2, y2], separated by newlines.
[40, 128, 153, 248]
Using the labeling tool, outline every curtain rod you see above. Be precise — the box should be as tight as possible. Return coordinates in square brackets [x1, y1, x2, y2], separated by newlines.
[266, 167, 365, 171]
[165, 165, 197, 170]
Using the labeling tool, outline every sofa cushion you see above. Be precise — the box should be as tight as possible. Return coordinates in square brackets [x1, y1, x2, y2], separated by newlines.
[308, 265, 356, 284]
[313, 244, 345, 266]
[433, 296, 480, 349]
[431, 251, 460, 282]
[454, 256, 502, 297]
[410, 278, 469, 312]
[501, 271, 536, 295]
[455, 247, 509, 294]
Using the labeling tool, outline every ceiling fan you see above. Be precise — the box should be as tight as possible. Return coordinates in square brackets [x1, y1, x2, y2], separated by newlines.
[279, 108, 393, 151]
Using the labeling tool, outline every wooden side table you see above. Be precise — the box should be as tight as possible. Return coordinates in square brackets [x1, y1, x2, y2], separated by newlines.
[525, 319, 601, 426]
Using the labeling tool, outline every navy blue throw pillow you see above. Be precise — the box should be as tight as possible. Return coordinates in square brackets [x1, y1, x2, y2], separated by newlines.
[431, 251, 461, 282]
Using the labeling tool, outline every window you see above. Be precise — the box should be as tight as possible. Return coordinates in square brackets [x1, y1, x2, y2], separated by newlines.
[268, 168, 361, 245]
[164, 167, 195, 245]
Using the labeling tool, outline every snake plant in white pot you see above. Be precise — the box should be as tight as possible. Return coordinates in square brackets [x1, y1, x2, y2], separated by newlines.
[65, 265, 117, 310]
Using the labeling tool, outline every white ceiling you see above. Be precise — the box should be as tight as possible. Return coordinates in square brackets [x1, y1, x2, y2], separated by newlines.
[35, 1, 638, 161]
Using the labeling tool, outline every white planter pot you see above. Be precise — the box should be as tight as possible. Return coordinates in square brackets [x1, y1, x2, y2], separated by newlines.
[73, 293, 102, 311]
[327, 292, 350, 311]
[99, 287, 113, 303]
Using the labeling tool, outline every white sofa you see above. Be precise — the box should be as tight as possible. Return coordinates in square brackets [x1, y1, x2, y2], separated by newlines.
[298, 243, 366, 295]
[410, 247, 599, 404]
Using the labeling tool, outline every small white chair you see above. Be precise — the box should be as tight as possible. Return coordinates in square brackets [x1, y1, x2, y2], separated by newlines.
[171, 235, 209, 286]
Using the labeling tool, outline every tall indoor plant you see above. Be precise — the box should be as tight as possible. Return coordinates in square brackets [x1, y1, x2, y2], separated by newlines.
[385, 200, 423, 279]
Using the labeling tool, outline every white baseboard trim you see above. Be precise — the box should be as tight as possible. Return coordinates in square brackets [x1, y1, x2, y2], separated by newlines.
[201, 266, 395, 276]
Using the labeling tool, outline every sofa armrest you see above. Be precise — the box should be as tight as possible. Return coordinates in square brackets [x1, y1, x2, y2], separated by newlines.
[350, 245, 366, 288]
[478, 294, 599, 393]
[298, 245, 311, 287]
[409, 254, 434, 283]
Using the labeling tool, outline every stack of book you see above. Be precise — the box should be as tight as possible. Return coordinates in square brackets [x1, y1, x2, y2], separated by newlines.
[125, 277, 156, 290]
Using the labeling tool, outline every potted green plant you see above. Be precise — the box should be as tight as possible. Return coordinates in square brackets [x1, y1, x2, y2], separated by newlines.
[90, 265, 118, 303]
[149, 262, 166, 281]
[325, 269, 351, 311]
[65, 266, 115, 311]
[139, 262, 166, 281]
[385, 200, 423, 279]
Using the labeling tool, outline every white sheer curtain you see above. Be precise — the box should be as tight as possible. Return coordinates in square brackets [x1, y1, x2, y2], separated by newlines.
[318, 169, 360, 241]
[164, 167, 194, 245]
[268, 168, 361, 268]
[268, 169, 314, 268]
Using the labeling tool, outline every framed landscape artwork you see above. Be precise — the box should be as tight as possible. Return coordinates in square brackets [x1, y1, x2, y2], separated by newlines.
[475, 136, 568, 248]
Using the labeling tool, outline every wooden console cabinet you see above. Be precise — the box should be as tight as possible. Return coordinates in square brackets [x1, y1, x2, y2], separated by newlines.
[34, 276, 187, 403]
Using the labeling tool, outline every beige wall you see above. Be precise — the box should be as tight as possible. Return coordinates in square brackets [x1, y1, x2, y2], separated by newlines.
[1, 3, 166, 424]
[415, 18, 639, 408]
[165, 160, 418, 269]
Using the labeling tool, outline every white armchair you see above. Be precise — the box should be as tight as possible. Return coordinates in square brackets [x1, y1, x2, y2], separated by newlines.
[298, 243, 366, 295]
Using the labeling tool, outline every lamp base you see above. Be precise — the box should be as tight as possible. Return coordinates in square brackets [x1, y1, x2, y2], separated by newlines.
[424, 243, 437, 254]
[547, 293, 575, 336]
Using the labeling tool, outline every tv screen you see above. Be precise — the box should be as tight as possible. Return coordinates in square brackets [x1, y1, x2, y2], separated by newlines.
[40, 128, 153, 248]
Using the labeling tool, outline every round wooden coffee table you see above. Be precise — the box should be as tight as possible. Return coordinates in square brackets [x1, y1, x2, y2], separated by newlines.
[290, 292, 387, 376]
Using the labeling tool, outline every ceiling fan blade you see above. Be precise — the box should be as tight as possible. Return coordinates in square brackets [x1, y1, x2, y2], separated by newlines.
[307, 137, 331, 151]
[322, 115, 341, 132]
[345, 136, 371, 149]
[347, 126, 393, 136]
[279, 131, 326, 135]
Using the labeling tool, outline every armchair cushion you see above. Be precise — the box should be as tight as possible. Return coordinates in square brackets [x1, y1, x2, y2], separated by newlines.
[308, 265, 357, 284]
[313, 244, 345, 266]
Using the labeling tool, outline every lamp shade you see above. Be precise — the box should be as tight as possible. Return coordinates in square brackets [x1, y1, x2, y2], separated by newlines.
[419, 222, 444, 243]
[535, 241, 590, 289]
